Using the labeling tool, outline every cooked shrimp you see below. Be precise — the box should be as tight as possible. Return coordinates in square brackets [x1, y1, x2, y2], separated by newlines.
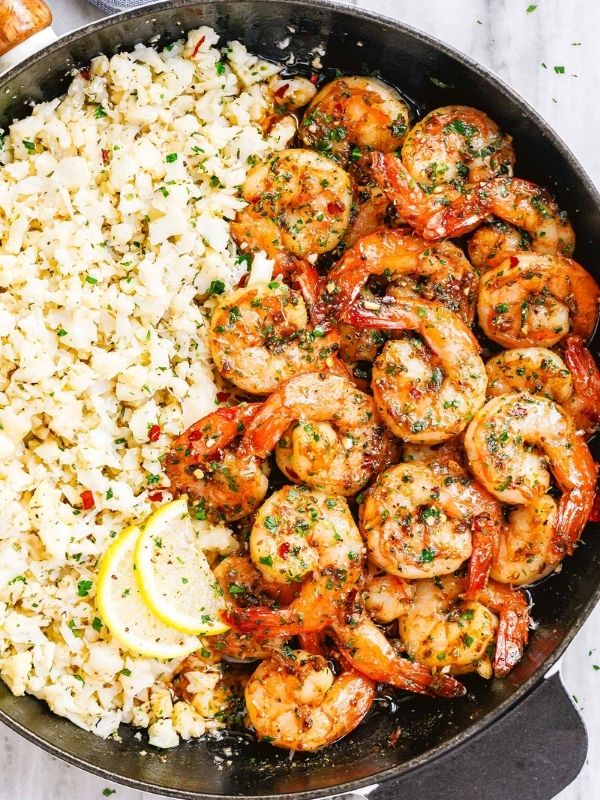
[346, 297, 487, 443]
[225, 485, 364, 636]
[209, 556, 293, 660]
[371, 106, 514, 238]
[239, 371, 398, 496]
[313, 228, 479, 325]
[472, 178, 575, 258]
[491, 494, 558, 586]
[477, 253, 600, 348]
[420, 176, 576, 247]
[467, 218, 533, 271]
[363, 572, 415, 624]
[343, 186, 398, 247]
[209, 282, 338, 395]
[464, 392, 597, 561]
[486, 341, 600, 438]
[397, 574, 529, 679]
[372, 151, 486, 240]
[360, 461, 502, 592]
[563, 335, 600, 436]
[331, 606, 466, 698]
[164, 404, 268, 522]
[486, 347, 573, 403]
[232, 149, 352, 261]
[300, 76, 411, 165]
[402, 106, 514, 193]
[245, 648, 375, 750]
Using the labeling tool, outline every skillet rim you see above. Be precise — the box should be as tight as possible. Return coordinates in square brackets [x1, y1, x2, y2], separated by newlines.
[1, 0, 599, 797]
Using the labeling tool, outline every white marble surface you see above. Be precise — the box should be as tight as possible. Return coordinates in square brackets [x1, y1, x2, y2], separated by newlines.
[1, 0, 600, 798]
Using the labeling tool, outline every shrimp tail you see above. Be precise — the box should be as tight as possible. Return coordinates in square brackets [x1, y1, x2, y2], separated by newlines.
[421, 190, 490, 240]
[478, 582, 530, 678]
[564, 335, 600, 425]
[291, 260, 322, 319]
[345, 297, 414, 330]
[550, 436, 598, 562]
[238, 394, 294, 459]
[493, 603, 529, 678]
[372, 151, 427, 233]
[388, 659, 467, 699]
[466, 513, 499, 597]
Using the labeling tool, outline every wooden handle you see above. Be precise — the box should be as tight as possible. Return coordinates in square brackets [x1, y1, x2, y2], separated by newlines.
[0, 0, 52, 57]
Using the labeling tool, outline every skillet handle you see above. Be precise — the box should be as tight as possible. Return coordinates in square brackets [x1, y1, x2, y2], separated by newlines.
[0, 0, 57, 73]
[334, 673, 587, 800]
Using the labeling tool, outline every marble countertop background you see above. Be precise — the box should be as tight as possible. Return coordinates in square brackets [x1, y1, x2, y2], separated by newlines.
[1, 0, 599, 798]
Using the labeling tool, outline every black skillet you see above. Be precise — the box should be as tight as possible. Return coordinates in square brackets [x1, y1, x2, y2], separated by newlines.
[0, 1, 598, 798]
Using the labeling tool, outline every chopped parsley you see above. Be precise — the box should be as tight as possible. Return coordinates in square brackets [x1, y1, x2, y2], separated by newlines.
[77, 579, 93, 597]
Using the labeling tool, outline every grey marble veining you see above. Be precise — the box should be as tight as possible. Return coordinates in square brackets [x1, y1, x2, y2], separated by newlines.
[2, 1, 600, 798]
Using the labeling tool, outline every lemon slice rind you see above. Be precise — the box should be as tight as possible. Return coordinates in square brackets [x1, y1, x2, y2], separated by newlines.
[96, 525, 201, 659]
[134, 498, 229, 637]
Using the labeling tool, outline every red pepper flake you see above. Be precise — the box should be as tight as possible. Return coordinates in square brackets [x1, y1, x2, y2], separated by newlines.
[510, 256, 520, 266]
[101, 149, 109, 166]
[148, 424, 161, 442]
[188, 429, 204, 442]
[278, 542, 290, 559]
[274, 83, 290, 98]
[191, 35, 206, 58]
[216, 391, 231, 403]
[310, 73, 319, 85]
[236, 272, 249, 289]
[81, 490, 95, 510]
[327, 201, 344, 215]
[149, 491, 163, 502]
[80, 68, 91, 81]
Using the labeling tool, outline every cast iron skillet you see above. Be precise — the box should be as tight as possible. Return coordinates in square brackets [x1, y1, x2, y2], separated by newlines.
[0, 2, 599, 798]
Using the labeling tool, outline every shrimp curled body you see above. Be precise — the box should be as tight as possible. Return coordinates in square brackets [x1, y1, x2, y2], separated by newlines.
[245, 649, 375, 751]
[225, 485, 365, 636]
[241, 371, 399, 496]
[464, 392, 597, 562]
[210, 283, 338, 395]
[477, 253, 599, 348]
[347, 297, 487, 443]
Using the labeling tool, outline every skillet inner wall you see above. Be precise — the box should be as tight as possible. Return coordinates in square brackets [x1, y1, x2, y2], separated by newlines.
[1, 1, 599, 796]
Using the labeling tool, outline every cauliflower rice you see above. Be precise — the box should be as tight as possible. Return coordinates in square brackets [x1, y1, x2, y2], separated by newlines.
[0, 28, 289, 747]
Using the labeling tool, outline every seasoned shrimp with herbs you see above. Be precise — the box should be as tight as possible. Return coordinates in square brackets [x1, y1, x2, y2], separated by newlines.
[477, 253, 600, 348]
[464, 392, 598, 561]
[332, 600, 466, 698]
[485, 341, 600, 437]
[164, 404, 268, 522]
[209, 282, 338, 395]
[397, 575, 530, 679]
[240, 371, 399, 496]
[360, 460, 502, 593]
[313, 228, 479, 325]
[371, 106, 514, 238]
[245, 648, 375, 750]
[225, 485, 364, 636]
[300, 76, 411, 166]
[347, 297, 487, 443]
[428, 176, 576, 251]
[231, 149, 352, 264]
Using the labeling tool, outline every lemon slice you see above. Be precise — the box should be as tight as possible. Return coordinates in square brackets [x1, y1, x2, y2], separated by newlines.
[134, 498, 229, 636]
[96, 525, 200, 659]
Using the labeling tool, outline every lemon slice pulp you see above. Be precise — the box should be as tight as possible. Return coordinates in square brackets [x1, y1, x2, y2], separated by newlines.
[134, 497, 229, 636]
[96, 525, 200, 659]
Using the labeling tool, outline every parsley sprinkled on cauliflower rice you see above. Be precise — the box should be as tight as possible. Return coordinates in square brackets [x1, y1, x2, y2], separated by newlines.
[0, 27, 289, 748]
